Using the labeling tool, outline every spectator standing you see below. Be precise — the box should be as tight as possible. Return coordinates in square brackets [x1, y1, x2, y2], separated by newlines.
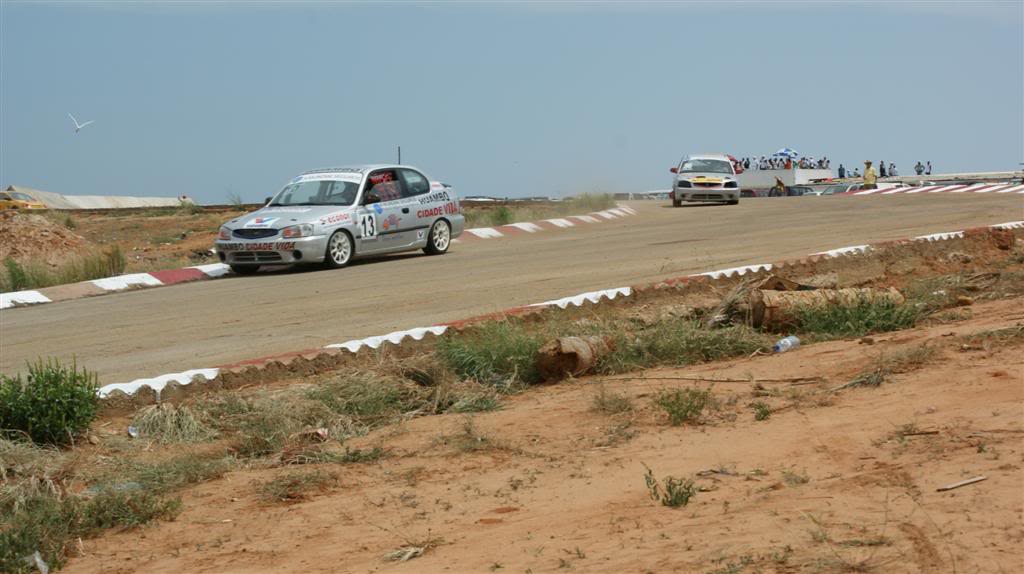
[862, 160, 878, 190]
[838, 164, 847, 178]
[926, 161, 932, 175]
[879, 160, 887, 178]
[915, 161, 924, 175]
[889, 163, 897, 176]
[854, 168, 861, 177]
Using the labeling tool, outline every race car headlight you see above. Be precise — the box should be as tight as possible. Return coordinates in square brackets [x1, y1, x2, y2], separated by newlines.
[281, 224, 314, 239]
[217, 227, 231, 240]
[676, 180, 692, 188]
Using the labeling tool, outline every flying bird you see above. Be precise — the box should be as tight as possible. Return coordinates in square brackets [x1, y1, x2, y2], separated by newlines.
[68, 113, 95, 133]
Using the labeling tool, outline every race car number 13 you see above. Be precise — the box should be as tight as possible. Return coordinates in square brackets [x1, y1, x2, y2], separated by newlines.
[360, 214, 377, 238]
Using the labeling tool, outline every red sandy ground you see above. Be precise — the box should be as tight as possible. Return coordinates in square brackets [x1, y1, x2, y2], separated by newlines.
[64, 297, 1023, 574]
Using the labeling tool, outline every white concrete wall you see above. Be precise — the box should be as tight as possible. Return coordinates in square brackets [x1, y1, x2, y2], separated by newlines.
[7, 186, 188, 209]
[738, 169, 833, 189]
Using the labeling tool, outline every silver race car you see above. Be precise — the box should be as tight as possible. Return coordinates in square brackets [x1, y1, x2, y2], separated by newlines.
[214, 165, 465, 274]
[670, 153, 742, 206]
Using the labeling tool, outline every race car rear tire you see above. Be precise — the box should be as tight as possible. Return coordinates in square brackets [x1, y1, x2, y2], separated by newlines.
[230, 265, 260, 275]
[324, 230, 353, 268]
[423, 219, 451, 255]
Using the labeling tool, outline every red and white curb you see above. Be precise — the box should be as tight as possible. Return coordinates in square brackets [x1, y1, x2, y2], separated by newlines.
[850, 183, 1024, 195]
[455, 206, 636, 242]
[1, 207, 639, 311]
[0, 263, 231, 310]
[95, 220, 1024, 399]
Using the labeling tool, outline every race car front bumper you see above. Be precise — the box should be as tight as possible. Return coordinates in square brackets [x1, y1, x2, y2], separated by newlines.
[214, 235, 328, 266]
[673, 189, 739, 202]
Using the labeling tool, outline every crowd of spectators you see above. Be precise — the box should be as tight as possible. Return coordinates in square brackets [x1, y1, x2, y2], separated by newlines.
[736, 156, 831, 171]
[735, 154, 933, 181]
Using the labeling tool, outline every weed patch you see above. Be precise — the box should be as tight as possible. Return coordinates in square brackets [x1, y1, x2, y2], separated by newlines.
[796, 298, 920, 339]
[258, 469, 337, 503]
[0, 246, 126, 291]
[132, 403, 216, 443]
[749, 401, 772, 421]
[654, 387, 713, 425]
[449, 392, 502, 413]
[605, 322, 770, 372]
[643, 464, 696, 508]
[437, 321, 546, 387]
[841, 344, 938, 390]
[591, 385, 633, 415]
[438, 418, 508, 453]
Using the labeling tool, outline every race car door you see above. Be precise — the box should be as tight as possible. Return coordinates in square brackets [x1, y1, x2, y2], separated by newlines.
[355, 168, 410, 254]
[398, 167, 437, 245]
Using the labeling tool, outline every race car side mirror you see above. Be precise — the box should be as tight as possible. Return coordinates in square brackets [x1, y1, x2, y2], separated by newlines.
[264, 197, 271, 205]
[363, 192, 381, 205]
[670, 167, 678, 174]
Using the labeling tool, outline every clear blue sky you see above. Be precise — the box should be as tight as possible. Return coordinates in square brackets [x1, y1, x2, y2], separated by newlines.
[2, 1, 1021, 203]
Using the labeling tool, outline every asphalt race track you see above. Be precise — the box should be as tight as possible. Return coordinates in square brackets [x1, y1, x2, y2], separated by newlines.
[1, 194, 1021, 386]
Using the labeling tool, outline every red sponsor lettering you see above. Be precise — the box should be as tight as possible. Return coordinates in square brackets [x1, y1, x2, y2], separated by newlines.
[417, 203, 460, 218]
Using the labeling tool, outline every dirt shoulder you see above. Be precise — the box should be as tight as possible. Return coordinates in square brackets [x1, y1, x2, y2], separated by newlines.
[62, 297, 1024, 574]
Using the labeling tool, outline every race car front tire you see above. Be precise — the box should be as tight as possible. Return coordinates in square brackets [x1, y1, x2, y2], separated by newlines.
[324, 230, 354, 268]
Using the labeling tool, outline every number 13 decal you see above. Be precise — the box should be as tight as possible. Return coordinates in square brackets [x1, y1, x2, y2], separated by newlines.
[360, 214, 377, 238]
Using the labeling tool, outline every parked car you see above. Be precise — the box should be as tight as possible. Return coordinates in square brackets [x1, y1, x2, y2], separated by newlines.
[214, 165, 465, 274]
[0, 191, 47, 210]
[669, 153, 741, 206]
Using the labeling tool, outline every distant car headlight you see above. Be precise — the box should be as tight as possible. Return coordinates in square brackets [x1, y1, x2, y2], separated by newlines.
[217, 227, 231, 240]
[281, 224, 314, 239]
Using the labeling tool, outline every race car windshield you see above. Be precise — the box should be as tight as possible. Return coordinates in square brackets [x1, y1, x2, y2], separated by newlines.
[678, 159, 733, 174]
[269, 180, 359, 206]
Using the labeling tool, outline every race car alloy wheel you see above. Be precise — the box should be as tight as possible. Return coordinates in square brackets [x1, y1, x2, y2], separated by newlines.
[424, 219, 451, 255]
[325, 230, 353, 268]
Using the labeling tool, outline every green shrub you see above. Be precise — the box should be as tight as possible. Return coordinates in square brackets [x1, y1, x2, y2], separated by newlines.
[653, 388, 712, 426]
[0, 360, 99, 446]
[2, 258, 30, 291]
[487, 206, 514, 226]
[436, 321, 546, 387]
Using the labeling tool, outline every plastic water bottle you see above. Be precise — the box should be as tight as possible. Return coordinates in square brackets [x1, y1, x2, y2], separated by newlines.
[773, 336, 801, 353]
